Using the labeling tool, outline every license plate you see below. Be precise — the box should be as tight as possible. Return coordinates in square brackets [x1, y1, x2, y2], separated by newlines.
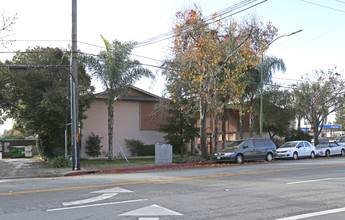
[217, 156, 221, 160]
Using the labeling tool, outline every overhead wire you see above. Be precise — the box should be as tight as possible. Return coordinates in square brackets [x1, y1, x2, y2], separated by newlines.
[301, 0, 345, 13]
[136, 0, 267, 48]
[1, 1, 268, 70]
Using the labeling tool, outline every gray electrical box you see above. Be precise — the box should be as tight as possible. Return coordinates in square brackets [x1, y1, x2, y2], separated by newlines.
[155, 144, 172, 165]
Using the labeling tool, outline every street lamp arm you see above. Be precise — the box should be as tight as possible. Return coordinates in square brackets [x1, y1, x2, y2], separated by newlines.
[287, 29, 303, 37]
[263, 29, 303, 52]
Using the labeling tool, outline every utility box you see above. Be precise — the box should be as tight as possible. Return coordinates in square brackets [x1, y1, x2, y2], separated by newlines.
[24, 145, 32, 157]
[155, 144, 172, 165]
[11, 146, 25, 158]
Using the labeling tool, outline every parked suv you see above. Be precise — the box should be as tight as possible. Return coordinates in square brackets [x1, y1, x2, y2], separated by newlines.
[213, 139, 277, 164]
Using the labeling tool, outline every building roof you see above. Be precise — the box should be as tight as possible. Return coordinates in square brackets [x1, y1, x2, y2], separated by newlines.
[94, 85, 160, 102]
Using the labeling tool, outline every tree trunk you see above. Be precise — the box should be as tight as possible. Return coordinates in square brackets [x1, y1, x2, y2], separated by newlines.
[313, 121, 320, 146]
[297, 114, 301, 130]
[214, 115, 219, 153]
[200, 97, 208, 159]
[107, 97, 114, 160]
[222, 105, 226, 149]
[239, 104, 244, 139]
[250, 105, 254, 138]
[191, 137, 195, 154]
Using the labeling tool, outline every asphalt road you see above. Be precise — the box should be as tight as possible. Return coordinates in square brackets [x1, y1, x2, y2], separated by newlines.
[1, 157, 345, 220]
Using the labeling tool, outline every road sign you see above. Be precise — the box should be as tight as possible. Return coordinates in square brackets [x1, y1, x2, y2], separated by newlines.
[319, 124, 342, 129]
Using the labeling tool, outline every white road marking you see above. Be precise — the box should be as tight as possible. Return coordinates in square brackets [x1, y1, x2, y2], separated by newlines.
[287, 177, 345, 185]
[62, 187, 133, 206]
[47, 199, 148, 212]
[119, 204, 183, 216]
[138, 218, 159, 220]
[62, 193, 118, 206]
[276, 207, 345, 220]
[91, 187, 133, 194]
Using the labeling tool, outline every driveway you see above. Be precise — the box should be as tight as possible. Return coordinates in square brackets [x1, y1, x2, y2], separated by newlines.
[0, 157, 69, 179]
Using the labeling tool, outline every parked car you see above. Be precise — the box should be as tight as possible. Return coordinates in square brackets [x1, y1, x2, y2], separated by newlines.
[335, 136, 345, 146]
[276, 141, 316, 160]
[213, 139, 276, 164]
[315, 142, 345, 157]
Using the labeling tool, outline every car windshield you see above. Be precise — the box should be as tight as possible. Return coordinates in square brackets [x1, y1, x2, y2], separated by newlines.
[279, 142, 298, 148]
[225, 140, 244, 149]
[336, 137, 344, 142]
[316, 143, 329, 148]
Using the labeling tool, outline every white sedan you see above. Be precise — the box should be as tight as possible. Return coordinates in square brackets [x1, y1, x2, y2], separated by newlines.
[315, 142, 345, 157]
[276, 141, 316, 160]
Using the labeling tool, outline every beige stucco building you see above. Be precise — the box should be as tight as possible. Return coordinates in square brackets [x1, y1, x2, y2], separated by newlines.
[81, 86, 268, 158]
[81, 86, 165, 159]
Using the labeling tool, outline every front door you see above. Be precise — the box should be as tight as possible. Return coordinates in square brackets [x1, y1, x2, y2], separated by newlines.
[242, 140, 256, 160]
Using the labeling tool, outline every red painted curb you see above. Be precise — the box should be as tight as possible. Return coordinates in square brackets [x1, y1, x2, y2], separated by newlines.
[97, 161, 211, 174]
[65, 170, 96, 176]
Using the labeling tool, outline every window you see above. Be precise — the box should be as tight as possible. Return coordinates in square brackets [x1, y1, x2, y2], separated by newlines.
[304, 142, 311, 147]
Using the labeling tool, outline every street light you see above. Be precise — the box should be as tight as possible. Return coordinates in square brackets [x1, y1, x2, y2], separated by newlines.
[259, 29, 303, 138]
[0, 65, 79, 170]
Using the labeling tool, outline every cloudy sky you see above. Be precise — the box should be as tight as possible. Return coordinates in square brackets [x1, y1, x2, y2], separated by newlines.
[1, 0, 345, 134]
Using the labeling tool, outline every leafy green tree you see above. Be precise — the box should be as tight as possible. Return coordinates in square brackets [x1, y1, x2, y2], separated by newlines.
[335, 103, 345, 131]
[245, 56, 286, 137]
[85, 36, 153, 160]
[0, 47, 94, 159]
[259, 85, 294, 139]
[158, 93, 199, 156]
[294, 67, 345, 145]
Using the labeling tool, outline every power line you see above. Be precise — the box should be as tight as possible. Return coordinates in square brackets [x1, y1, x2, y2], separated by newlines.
[336, 0, 345, 4]
[0, 50, 70, 54]
[272, 76, 302, 82]
[136, 0, 267, 48]
[301, 0, 345, 13]
[4, 39, 70, 43]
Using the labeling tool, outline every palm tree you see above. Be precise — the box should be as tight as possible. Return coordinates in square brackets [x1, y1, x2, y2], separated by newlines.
[245, 56, 286, 137]
[86, 36, 153, 160]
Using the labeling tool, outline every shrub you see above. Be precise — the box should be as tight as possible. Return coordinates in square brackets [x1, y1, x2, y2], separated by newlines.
[85, 133, 103, 157]
[272, 138, 285, 148]
[125, 139, 155, 156]
[285, 129, 312, 143]
[48, 156, 70, 168]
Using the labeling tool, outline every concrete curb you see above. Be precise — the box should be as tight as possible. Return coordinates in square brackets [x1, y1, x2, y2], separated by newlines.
[65, 161, 211, 176]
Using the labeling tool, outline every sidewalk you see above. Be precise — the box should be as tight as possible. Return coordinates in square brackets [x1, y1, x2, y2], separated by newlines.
[0, 157, 211, 179]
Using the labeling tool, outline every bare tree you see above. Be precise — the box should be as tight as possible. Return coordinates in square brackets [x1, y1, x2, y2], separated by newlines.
[294, 67, 345, 145]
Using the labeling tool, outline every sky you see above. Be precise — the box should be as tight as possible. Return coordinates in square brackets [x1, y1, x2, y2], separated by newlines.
[1, 0, 345, 135]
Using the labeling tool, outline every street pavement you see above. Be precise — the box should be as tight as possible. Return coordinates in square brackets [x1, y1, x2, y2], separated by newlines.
[0, 156, 211, 179]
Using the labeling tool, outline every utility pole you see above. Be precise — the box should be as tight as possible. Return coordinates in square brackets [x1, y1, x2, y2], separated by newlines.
[71, 0, 80, 170]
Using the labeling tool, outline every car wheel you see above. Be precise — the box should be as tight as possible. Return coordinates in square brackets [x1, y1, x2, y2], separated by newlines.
[235, 154, 244, 164]
[293, 152, 298, 160]
[266, 153, 273, 162]
[325, 150, 330, 157]
[310, 151, 315, 159]
[342, 149, 345, 156]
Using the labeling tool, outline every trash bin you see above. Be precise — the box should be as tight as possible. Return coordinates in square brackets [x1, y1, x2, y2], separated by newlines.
[11, 146, 25, 158]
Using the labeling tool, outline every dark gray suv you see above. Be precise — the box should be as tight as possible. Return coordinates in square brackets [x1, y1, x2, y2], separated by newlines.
[214, 139, 277, 164]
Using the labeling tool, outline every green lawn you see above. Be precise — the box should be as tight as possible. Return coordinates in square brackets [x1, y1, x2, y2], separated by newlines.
[80, 158, 155, 166]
